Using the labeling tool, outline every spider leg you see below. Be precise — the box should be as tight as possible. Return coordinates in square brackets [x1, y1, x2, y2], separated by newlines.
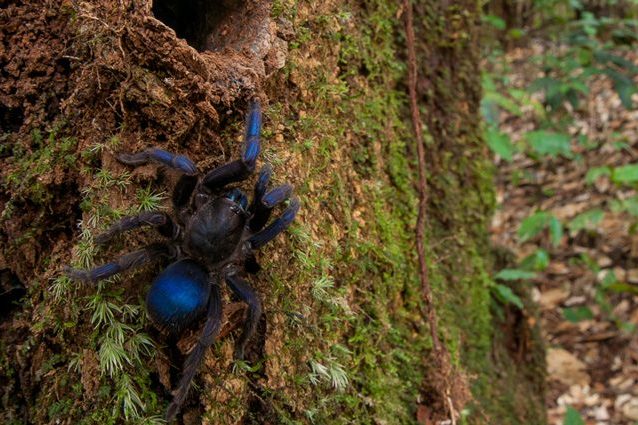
[202, 101, 261, 191]
[117, 148, 198, 175]
[94, 212, 178, 244]
[248, 198, 300, 249]
[172, 174, 198, 223]
[249, 164, 272, 211]
[166, 282, 221, 421]
[249, 184, 293, 232]
[224, 273, 262, 360]
[65, 243, 174, 283]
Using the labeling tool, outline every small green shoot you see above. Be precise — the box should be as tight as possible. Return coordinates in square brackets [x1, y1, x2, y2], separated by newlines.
[308, 356, 349, 391]
[116, 373, 145, 421]
[136, 186, 167, 212]
[99, 335, 131, 377]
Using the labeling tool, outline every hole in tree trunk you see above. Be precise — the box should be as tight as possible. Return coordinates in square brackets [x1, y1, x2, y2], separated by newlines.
[152, 0, 271, 54]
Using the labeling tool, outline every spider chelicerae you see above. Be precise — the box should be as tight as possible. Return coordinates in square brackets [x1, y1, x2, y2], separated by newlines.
[66, 100, 299, 420]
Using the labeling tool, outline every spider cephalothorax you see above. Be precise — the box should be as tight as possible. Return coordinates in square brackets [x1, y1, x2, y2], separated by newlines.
[66, 101, 299, 421]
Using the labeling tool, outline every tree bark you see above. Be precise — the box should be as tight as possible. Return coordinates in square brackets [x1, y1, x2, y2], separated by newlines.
[0, 0, 545, 424]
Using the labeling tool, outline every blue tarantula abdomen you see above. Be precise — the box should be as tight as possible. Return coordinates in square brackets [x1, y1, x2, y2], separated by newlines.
[146, 260, 210, 334]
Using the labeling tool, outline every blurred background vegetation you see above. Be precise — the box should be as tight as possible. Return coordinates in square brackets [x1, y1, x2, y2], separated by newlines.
[482, 0, 638, 424]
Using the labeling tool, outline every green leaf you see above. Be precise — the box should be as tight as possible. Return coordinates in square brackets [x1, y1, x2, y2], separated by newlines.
[585, 166, 611, 184]
[485, 127, 516, 161]
[518, 211, 550, 241]
[563, 406, 585, 425]
[578, 253, 600, 273]
[612, 163, 638, 184]
[493, 284, 524, 309]
[520, 249, 550, 271]
[603, 68, 636, 109]
[529, 77, 560, 95]
[568, 209, 605, 233]
[599, 270, 618, 288]
[612, 27, 638, 45]
[594, 50, 638, 74]
[563, 306, 594, 323]
[606, 282, 638, 295]
[615, 80, 636, 109]
[569, 0, 583, 10]
[507, 28, 525, 39]
[483, 91, 522, 116]
[577, 135, 598, 150]
[610, 196, 638, 216]
[549, 216, 563, 247]
[508, 88, 529, 102]
[495, 269, 538, 281]
[526, 131, 572, 157]
[579, 12, 599, 37]
[482, 14, 506, 30]
[613, 196, 638, 216]
[480, 99, 500, 126]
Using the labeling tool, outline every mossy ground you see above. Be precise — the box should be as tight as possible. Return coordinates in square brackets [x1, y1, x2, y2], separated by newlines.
[0, 0, 545, 424]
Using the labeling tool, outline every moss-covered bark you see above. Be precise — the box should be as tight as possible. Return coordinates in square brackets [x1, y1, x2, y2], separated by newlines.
[0, 0, 545, 424]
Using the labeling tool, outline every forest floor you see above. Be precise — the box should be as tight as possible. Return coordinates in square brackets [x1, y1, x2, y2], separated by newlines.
[490, 44, 638, 424]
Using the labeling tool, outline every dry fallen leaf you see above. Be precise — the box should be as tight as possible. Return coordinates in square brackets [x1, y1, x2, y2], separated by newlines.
[540, 287, 570, 309]
[547, 348, 591, 386]
[621, 398, 638, 421]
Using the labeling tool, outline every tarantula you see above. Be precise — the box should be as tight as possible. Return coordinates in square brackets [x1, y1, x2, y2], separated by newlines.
[66, 101, 299, 421]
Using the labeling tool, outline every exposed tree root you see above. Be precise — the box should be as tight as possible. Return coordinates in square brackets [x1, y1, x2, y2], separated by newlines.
[402, 0, 470, 422]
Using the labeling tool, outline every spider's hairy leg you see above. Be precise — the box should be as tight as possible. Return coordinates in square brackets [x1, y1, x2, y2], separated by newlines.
[249, 164, 272, 212]
[249, 184, 293, 232]
[166, 282, 222, 422]
[117, 148, 198, 175]
[94, 212, 178, 244]
[244, 100, 262, 168]
[172, 175, 198, 220]
[202, 101, 262, 190]
[65, 243, 174, 283]
[248, 198, 300, 249]
[224, 273, 262, 360]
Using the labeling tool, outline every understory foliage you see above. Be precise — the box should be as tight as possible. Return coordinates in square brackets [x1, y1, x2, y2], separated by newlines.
[483, 1, 638, 423]
[484, 0, 638, 305]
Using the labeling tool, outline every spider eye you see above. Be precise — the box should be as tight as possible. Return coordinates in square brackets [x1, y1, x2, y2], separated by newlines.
[225, 189, 248, 210]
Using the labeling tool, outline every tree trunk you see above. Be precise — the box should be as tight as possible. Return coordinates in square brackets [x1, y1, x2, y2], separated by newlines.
[0, 0, 545, 424]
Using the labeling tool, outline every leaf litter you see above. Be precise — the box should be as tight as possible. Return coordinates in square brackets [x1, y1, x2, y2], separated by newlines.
[490, 42, 638, 425]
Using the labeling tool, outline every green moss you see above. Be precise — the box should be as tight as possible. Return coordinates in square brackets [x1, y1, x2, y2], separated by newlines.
[249, 1, 432, 423]
[3, 124, 77, 206]
[245, 0, 543, 424]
